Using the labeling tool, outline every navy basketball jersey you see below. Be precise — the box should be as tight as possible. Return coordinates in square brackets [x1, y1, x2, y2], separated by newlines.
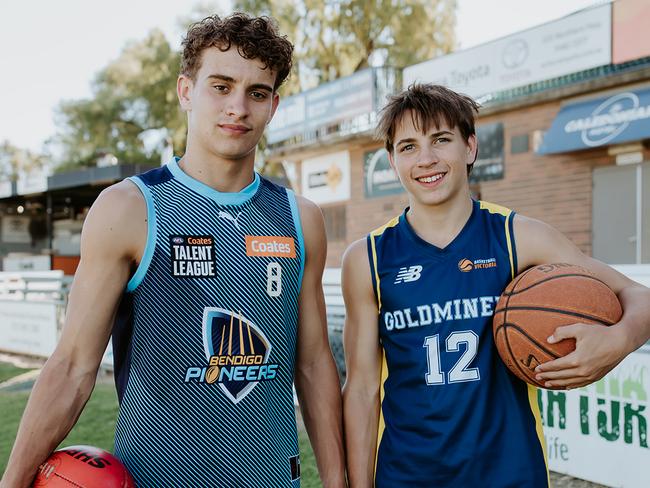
[368, 200, 549, 487]
[112, 157, 304, 486]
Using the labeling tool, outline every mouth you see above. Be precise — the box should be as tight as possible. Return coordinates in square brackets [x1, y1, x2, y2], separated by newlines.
[415, 172, 446, 185]
[218, 124, 252, 135]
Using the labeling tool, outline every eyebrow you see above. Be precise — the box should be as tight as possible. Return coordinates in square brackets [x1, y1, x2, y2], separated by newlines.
[206, 74, 273, 93]
[396, 130, 454, 147]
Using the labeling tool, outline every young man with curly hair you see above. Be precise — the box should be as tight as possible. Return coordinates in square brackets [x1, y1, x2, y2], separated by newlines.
[2, 14, 345, 487]
[342, 83, 650, 487]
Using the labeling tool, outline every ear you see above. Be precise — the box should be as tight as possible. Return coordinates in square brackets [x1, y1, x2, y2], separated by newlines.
[177, 74, 194, 112]
[387, 150, 396, 170]
[466, 134, 478, 165]
[267, 93, 280, 125]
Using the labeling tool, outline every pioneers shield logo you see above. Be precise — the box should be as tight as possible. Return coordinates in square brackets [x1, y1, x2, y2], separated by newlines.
[201, 308, 275, 403]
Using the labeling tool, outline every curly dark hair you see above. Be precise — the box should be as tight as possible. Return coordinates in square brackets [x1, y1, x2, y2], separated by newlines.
[181, 13, 294, 91]
[377, 84, 480, 175]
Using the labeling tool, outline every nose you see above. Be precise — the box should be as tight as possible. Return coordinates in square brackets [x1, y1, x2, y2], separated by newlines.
[225, 91, 249, 119]
[416, 144, 439, 167]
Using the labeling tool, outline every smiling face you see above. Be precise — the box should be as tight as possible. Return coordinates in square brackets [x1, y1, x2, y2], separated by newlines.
[177, 46, 279, 164]
[389, 110, 477, 208]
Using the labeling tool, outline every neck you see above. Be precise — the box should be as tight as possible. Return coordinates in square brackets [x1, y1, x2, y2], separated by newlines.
[180, 142, 256, 193]
[406, 192, 474, 248]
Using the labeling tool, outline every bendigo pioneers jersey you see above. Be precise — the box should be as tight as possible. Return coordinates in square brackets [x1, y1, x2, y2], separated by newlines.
[112, 158, 304, 486]
[369, 200, 549, 487]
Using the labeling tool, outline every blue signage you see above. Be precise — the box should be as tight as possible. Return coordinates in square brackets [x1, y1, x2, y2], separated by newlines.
[538, 87, 650, 154]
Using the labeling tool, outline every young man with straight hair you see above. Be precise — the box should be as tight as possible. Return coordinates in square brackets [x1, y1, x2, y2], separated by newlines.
[2, 13, 345, 487]
[342, 83, 650, 487]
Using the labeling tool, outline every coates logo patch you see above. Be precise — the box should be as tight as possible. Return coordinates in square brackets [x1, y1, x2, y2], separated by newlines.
[458, 258, 497, 272]
[170, 235, 216, 278]
[245, 235, 296, 258]
[184, 308, 278, 403]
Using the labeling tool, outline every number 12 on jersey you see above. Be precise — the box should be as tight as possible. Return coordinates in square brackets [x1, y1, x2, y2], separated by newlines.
[423, 331, 480, 385]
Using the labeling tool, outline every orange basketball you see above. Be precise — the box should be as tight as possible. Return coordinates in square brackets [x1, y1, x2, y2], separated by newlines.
[493, 263, 622, 389]
[33, 445, 135, 487]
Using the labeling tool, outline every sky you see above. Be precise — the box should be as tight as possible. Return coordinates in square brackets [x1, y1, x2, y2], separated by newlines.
[0, 0, 601, 153]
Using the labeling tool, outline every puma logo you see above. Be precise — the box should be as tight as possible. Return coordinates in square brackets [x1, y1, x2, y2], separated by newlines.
[218, 211, 244, 231]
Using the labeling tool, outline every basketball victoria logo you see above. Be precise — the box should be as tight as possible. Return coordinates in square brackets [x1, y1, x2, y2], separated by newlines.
[184, 308, 278, 403]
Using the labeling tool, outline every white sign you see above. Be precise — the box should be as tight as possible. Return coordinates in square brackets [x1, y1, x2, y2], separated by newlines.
[3, 255, 51, 272]
[301, 151, 351, 204]
[404, 5, 611, 98]
[1, 216, 31, 244]
[17, 168, 48, 195]
[541, 349, 650, 488]
[0, 180, 12, 198]
[0, 300, 59, 357]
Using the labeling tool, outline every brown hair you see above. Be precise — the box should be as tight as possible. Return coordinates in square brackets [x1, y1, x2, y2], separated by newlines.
[181, 13, 293, 91]
[377, 84, 480, 173]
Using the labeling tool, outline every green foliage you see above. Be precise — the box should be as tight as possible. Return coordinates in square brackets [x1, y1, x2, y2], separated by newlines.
[233, 0, 457, 92]
[53, 30, 185, 171]
[0, 140, 46, 180]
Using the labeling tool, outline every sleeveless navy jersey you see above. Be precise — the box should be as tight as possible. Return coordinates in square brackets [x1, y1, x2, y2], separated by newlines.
[368, 200, 548, 487]
[112, 158, 305, 487]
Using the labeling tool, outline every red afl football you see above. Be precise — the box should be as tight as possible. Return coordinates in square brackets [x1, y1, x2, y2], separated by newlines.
[33, 445, 135, 487]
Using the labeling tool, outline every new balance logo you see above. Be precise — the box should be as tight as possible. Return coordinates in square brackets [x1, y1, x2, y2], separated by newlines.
[394, 265, 423, 284]
[217, 211, 244, 231]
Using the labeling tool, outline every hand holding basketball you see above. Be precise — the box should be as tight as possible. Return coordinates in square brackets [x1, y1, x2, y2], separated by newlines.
[493, 263, 623, 389]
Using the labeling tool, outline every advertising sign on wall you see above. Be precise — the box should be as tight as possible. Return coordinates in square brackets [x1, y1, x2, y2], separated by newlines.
[268, 69, 375, 144]
[0, 301, 59, 357]
[538, 86, 650, 154]
[471, 123, 505, 183]
[404, 5, 611, 99]
[541, 350, 650, 488]
[301, 151, 351, 204]
[363, 149, 404, 198]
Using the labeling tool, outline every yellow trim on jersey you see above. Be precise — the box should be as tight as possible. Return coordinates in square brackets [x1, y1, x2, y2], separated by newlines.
[479, 200, 516, 279]
[374, 349, 389, 481]
[527, 385, 551, 488]
[368, 216, 399, 481]
[369, 216, 400, 311]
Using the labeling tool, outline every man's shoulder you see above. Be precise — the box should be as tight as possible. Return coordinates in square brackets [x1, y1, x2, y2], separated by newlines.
[82, 180, 146, 256]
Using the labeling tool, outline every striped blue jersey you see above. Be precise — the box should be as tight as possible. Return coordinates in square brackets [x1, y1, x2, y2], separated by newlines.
[368, 199, 548, 487]
[112, 157, 305, 486]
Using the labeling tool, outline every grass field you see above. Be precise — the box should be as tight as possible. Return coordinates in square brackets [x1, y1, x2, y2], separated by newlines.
[0, 372, 320, 486]
[0, 363, 31, 384]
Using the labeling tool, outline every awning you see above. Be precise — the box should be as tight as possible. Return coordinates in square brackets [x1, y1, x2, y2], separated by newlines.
[537, 86, 650, 154]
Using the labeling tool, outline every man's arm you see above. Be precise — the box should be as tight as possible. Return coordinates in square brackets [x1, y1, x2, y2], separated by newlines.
[514, 215, 650, 389]
[341, 239, 382, 488]
[292, 196, 345, 488]
[0, 181, 145, 488]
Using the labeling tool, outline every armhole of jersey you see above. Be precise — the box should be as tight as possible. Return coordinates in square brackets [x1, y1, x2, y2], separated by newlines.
[287, 189, 306, 291]
[506, 211, 518, 279]
[126, 176, 157, 292]
[367, 234, 381, 310]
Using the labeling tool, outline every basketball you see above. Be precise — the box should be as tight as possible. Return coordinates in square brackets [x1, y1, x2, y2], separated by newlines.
[493, 263, 622, 388]
[33, 445, 135, 487]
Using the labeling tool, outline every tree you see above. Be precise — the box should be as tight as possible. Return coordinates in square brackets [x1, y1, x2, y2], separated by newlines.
[0, 140, 45, 181]
[233, 0, 457, 90]
[53, 29, 185, 171]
